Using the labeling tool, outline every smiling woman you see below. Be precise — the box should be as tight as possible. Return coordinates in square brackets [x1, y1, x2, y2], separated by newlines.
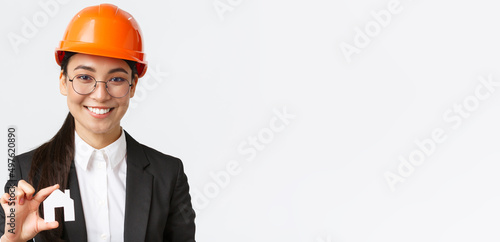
[0, 4, 196, 242]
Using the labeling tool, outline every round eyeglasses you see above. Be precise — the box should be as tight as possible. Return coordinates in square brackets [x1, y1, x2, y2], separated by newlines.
[68, 74, 132, 98]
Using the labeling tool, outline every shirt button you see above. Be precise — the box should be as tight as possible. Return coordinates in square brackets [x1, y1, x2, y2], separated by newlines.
[98, 200, 104, 206]
[98, 162, 105, 169]
[101, 234, 107, 240]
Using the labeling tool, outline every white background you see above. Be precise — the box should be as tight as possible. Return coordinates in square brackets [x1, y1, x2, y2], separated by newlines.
[1, 0, 500, 241]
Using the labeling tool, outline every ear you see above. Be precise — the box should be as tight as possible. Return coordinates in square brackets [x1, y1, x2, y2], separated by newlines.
[59, 71, 68, 96]
[129, 74, 139, 98]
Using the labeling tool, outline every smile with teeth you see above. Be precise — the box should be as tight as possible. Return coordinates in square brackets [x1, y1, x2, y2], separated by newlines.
[86, 106, 113, 115]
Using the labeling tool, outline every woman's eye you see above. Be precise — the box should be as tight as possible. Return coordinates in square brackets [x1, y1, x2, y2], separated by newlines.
[109, 77, 127, 83]
[77, 75, 92, 81]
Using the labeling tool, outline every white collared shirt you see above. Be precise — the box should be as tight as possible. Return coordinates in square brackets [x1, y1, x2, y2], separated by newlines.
[74, 129, 127, 242]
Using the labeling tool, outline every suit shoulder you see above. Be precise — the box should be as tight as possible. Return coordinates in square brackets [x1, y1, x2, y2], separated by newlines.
[11, 149, 37, 181]
[124, 131, 184, 174]
[14, 149, 37, 169]
[15, 149, 36, 162]
[137, 144, 186, 181]
[139, 143, 182, 165]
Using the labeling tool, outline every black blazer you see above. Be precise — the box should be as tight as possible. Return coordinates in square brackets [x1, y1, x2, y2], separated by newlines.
[0, 131, 196, 241]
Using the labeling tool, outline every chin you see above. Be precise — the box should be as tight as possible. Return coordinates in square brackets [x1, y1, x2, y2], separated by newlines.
[85, 123, 115, 134]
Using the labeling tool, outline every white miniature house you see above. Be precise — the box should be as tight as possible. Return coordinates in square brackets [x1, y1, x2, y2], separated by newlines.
[43, 189, 75, 222]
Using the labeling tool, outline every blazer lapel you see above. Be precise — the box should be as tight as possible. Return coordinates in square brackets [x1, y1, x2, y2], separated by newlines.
[63, 160, 88, 242]
[123, 131, 153, 242]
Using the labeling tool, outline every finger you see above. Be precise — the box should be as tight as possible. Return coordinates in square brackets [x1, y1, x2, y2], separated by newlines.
[1, 193, 14, 215]
[17, 180, 36, 200]
[0, 193, 10, 208]
[14, 186, 25, 205]
[32, 184, 60, 204]
[36, 220, 59, 233]
[0, 193, 8, 204]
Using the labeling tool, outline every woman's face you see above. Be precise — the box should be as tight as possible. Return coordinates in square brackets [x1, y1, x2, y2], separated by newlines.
[59, 53, 138, 138]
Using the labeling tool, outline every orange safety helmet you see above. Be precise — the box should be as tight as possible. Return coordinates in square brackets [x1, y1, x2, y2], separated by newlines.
[55, 4, 147, 77]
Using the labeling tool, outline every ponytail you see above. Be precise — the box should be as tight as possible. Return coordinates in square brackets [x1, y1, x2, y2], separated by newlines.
[28, 51, 76, 241]
[29, 112, 75, 240]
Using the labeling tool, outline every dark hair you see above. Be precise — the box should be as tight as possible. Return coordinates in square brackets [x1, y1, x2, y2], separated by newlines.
[60, 51, 138, 81]
[29, 51, 138, 240]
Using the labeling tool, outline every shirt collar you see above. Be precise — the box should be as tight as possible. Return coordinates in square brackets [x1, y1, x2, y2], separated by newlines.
[74, 128, 127, 171]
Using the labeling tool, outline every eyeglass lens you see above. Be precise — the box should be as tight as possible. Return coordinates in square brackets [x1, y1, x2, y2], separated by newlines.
[71, 74, 131, 98]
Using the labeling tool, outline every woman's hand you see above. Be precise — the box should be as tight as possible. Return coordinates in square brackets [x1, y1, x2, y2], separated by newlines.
[0, 180, 60, 242]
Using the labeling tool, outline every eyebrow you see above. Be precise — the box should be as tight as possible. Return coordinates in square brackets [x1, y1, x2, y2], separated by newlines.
[107, 67, 129, 75]
[74, 65, 96, 72]
[73, 65, 129, 75]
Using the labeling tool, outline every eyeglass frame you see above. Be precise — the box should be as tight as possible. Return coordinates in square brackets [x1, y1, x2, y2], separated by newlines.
[68, 74, 133, 98]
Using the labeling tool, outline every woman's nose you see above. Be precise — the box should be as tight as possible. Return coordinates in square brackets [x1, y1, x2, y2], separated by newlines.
[91, 81, 111, 100]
